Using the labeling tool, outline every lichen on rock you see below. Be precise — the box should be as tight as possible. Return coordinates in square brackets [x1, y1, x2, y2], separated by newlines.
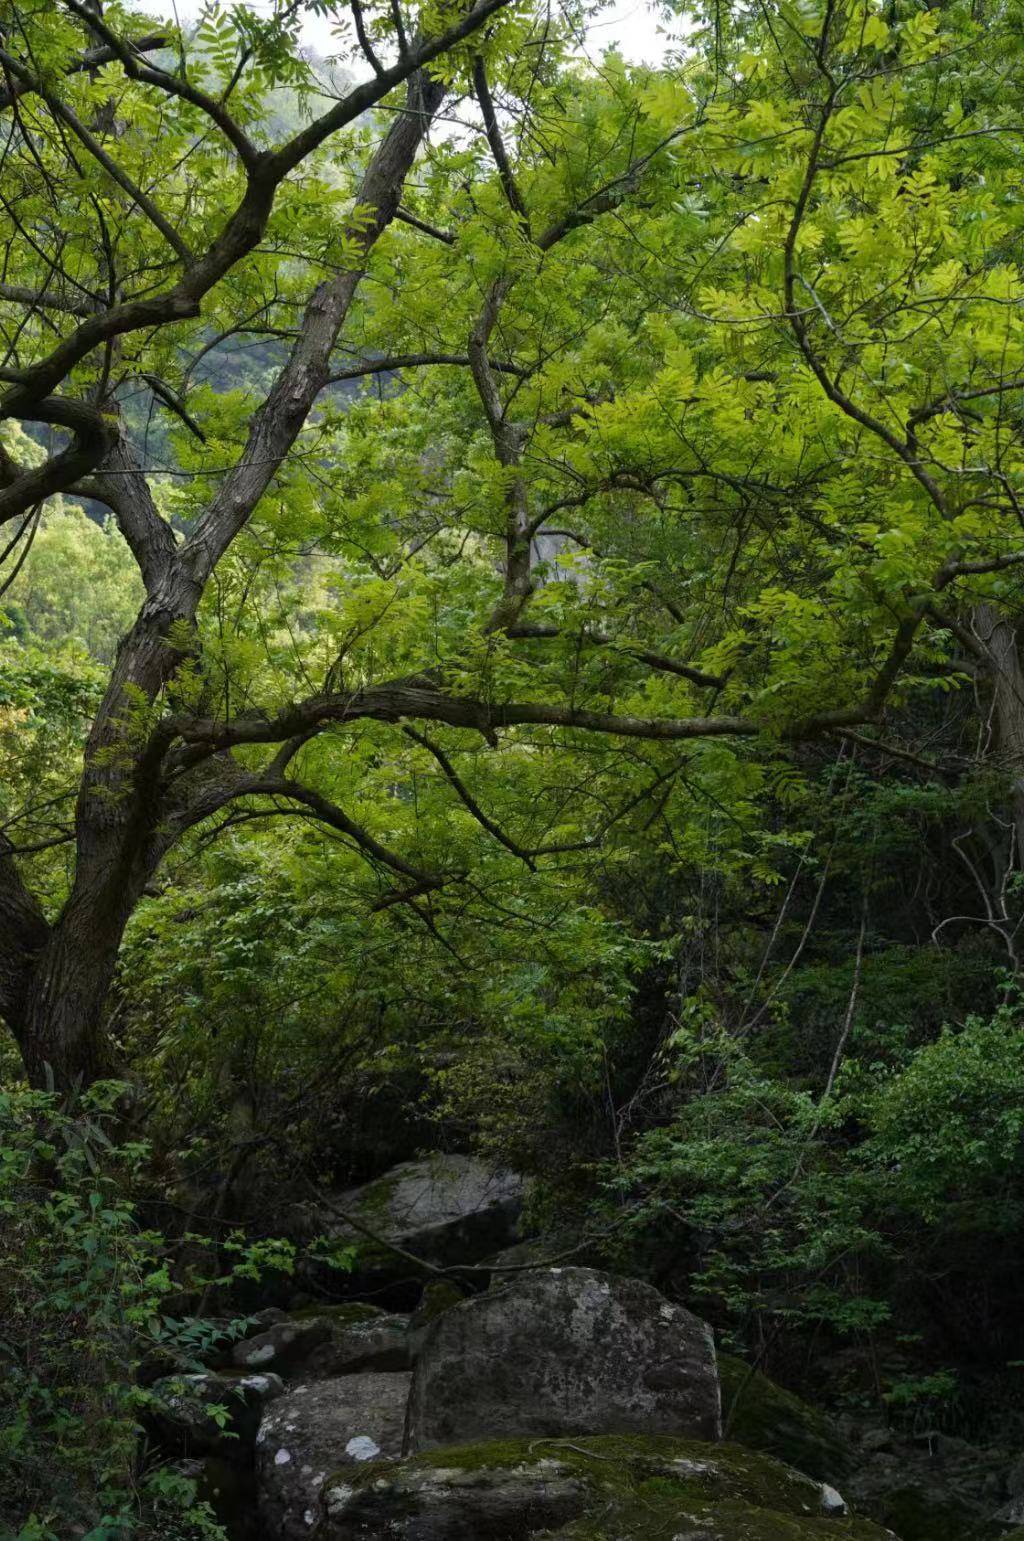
[317, 1433, 896, 1540]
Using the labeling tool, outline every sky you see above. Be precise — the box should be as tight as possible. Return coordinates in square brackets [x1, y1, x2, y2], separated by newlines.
[584, 0, 673, 62]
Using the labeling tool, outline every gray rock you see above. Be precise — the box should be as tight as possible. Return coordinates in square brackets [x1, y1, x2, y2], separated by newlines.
[317, 1434, 894, 1540]
[255, 1372, 411, 1539]
[306, 1313, 412, 1377]
[314, 1154, 525, 1280]
[322, 1457, 586, 1539]
[406, 1267, 720, 1451]
[148, 1370, 285, 1457]
[232, 1317, 332, 1374]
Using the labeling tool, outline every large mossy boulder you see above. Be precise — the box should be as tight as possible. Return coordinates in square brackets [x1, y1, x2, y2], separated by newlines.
[255, 1372, 411, 1539]
[407, 1267, 720, 1450]
[318, 1434, 896, 1539]
[311, 1154, 525, 1291]
[719, 1355, 855, 1482]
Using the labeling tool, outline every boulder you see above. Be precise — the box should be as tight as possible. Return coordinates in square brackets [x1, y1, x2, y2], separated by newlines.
[232, 1316, 332, 1375]
[406, 1267, 720, 1451]
[305, 1313, 412, 1377]
[312, 1154, 525, 1287]
[255, 1372, 411, 1539]
[719, 1354, 854, 1482]
[147, 1370, 285, 1458]
[318, 1434, 896, 1539]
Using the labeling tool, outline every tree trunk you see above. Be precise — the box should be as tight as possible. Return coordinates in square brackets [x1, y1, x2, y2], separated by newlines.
[975, 603, 1024, 859]
[0, 70, 447, 1092]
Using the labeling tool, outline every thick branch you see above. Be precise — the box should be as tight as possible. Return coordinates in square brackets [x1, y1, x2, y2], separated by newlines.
[184, 69, 448, 585]
[0, 397, 117, 528]
[59, 0, 259, 169]
[0, 30, 167, 112]
[74, 432, 179, 591]
[171, 675, 758, 752]
[473, 55, 530, 232]
[0, 283, 100, 318]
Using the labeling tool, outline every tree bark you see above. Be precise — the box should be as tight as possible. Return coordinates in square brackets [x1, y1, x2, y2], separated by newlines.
[975, 603, 1024, 860]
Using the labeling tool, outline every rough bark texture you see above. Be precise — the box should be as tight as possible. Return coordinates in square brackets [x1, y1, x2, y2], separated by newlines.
[976, 603, 1024, 856]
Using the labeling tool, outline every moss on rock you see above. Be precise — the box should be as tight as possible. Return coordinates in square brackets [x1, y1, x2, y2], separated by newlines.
[410, 1279, 467, 1329]
[719, 1354, 854, 1482]
[289, 1301, 385, 1325]
[321, 1433, 894, 1539]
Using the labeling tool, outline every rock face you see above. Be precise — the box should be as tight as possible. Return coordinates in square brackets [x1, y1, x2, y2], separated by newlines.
[406, 1267, 721, 1451]
[147, 1370, 284, 1457]
[318, 1434, 896, 1540]
[316, 1154, 525, 1280]
[255, 1372, 411, 1539]
[305, 1312, 411, 1377]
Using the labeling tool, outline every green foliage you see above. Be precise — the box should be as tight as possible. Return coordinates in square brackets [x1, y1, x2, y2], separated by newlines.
[0, 1084, 226, 1539]
[2, 505, 143, 663]
[7, 0, 1024, 1510]
[862, 996, 1024, 1226]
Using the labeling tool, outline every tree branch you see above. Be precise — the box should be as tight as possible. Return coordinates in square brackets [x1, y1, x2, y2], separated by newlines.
[325, 350, 528, 384]
[0, 46, 194, 263]
[473, 55, 530, 232]
[184, 68, 448, 586]
[170, 674, 759, 753]
[505, 622, 726, 690]
[0, 30, 167, 112]
[59, 0, 259, 169]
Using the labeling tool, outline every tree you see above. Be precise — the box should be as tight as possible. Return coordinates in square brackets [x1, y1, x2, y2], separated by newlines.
[2, 0, 1024, 1092]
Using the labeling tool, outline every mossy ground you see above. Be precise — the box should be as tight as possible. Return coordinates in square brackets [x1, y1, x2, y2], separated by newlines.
[330, 1434, 893, 1539]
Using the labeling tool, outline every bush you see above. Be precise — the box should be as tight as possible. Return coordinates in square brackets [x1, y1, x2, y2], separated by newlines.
[0, 1083, 225, 1541]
